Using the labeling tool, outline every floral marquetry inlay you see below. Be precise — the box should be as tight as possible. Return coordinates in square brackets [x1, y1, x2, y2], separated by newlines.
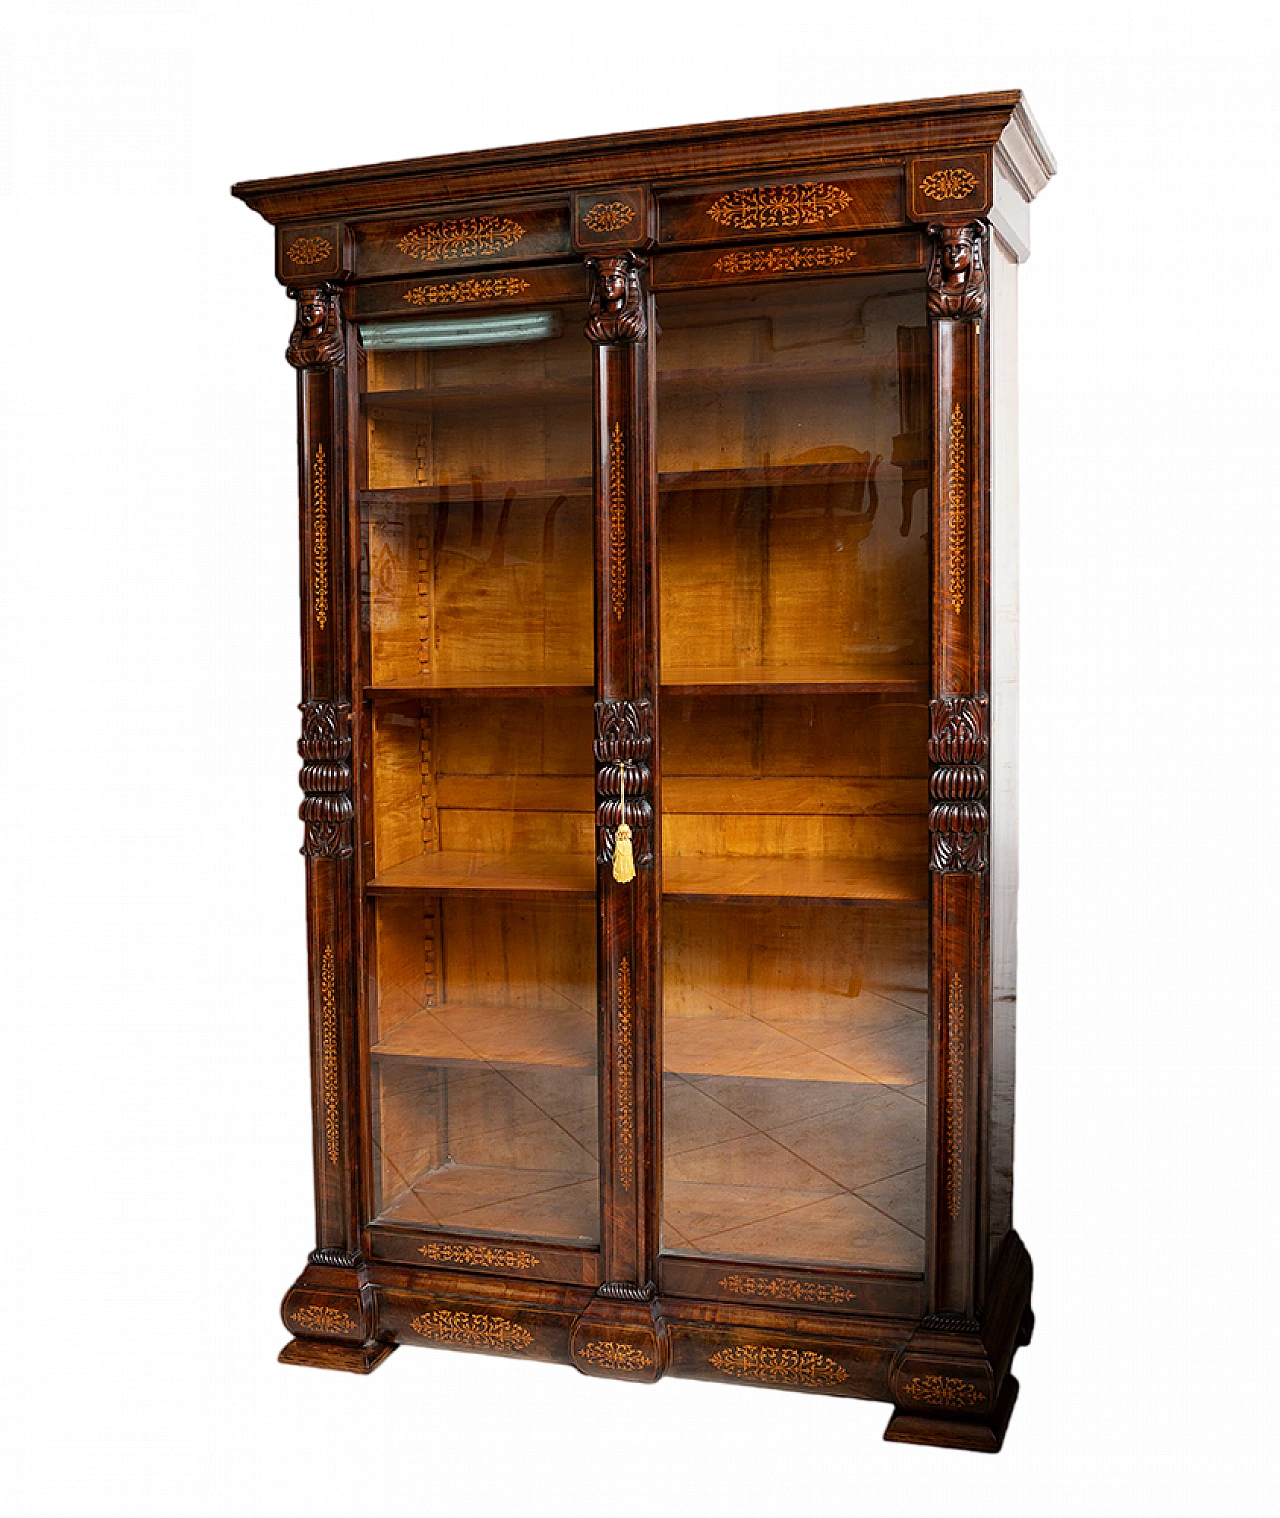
[290, 1304, 355, 1336]
[945, 971, 965, 1219]
[902, 1374, 985, 1408]
[578, 1340, 653, 1371]
[712, 243, 860, 276]
[418, 1242, 540, 1270]
[919, 167, 979, 201]
[706, 182, 852, 231]
[403, 276, 531, 306]
[408, 1309, 533, 1351]
[286, 235, 333, 266]
[710, 1345, 848, 1388]
[946, 402, 967, 615]
[608, 422, 627, 620]
[584, 201, 636, 232]
[396, 216, 525, 263]
[616, 955, 635, 1190]
[319, 943, 339, 1165]
[311, 444, 329, 631]
[719, 1275, 857, 1306]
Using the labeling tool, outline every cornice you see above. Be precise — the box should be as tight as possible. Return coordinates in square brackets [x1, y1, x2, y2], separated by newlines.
[232, 91, 1054, 225]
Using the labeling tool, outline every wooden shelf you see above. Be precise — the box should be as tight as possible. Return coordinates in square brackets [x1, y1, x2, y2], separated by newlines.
[364, 377, 590, 415]
[370, 851, 596, 898]
[369, 673, 593, 700]
[369, 850, 926, 906]
[661, 665, 928, 696]
[358, 477, 591, 507]
[668, 856, 926, 906]
[372, 998, 922, 1085]
[360, 461, 901, 509]
[372, 1001, 595, 1069]
[658, 357, 883, 394]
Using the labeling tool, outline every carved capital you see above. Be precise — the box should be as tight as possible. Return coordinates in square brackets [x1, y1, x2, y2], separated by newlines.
[287, 282, 345, 369]
[928, 697, 988, 873]
[585, 254, 647, 345]
[594, 698, 654, 866]
[926, 222, 987, 321]
[299, 701, 354, 859]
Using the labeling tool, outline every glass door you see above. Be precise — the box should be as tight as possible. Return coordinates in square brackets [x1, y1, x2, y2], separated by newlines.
[656, 272, 931, 1273]
[357, 295, 601, 1248]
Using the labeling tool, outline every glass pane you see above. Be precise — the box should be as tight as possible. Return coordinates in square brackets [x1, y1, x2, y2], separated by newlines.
[657, 274, 930, 1272]
[360, 302, 599, 1245]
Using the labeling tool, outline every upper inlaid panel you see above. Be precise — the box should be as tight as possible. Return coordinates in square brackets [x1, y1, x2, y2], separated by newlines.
[906, 153, 991, 220]
[659, 170, 902, 246]
[354, 204, 571, 277]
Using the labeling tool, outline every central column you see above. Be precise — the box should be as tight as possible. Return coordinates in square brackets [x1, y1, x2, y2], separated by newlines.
[571, 189, 668, 1380]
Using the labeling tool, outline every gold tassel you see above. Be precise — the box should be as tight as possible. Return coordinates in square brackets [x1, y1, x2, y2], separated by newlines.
[612, 761, 636, 884]
[613, 822, 636, 884]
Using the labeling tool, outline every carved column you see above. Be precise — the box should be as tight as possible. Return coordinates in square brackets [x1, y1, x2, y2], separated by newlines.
[918, 218, 991, 1327]
[572, 240, 667, 1381]
[278, 258, 389, 1372]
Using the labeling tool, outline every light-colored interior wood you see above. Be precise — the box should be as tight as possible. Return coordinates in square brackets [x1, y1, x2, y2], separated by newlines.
[363, 302, 594, 687]
[657, 276, 929, 685]
[661, 901, 928, 1271]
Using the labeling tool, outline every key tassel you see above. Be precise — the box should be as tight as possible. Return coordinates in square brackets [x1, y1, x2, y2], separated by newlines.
[612, 762, 636, 884]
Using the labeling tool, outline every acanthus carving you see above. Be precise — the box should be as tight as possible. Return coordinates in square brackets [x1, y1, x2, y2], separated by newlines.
[299, 701, 354, 859]
[594, 699, 654, 866]
[926, 221, 987, 321]
[928, 697, 988, 873]
[286, 283, 345, 369]
[585, 254, 647, 344]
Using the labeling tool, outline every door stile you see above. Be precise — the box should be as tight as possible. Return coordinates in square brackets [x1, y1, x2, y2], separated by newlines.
[924, 221, 992, 1320]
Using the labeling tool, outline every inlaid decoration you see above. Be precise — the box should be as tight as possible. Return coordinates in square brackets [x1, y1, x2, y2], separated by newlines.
[408, 1309, 533, 1351]
[712, 242, 859, 276]
[920, 167, 978, 201]
[320, 943, 339, 1165]
[945, 971, 965, 1219]
[286, 235, 333, 266]
[578, 1339, 653, 1371]
[718, 1275, 857, 1306]
[312, 444, 329, 630]
[706, 182, 852, 231]
[608, 421, 626, 620]
[616, 955, 635, 1191]
[902, 1373, 985, 1408]
[709, 1345, 848, 1388]
[290, 1304, 355, 1336]
[396, 216, 526, 263]
[418, 1242, 540, 1270]
[584, 201, 636, 233]
[946, 402, 966, 615]
[403, 276, 531, 306]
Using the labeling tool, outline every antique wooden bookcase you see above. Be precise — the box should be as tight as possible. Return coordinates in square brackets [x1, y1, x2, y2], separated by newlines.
[232, 90, 1053, 1452]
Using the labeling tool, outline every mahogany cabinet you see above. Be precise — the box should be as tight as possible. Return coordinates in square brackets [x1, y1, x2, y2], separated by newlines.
[232, 90, 1054, 1452]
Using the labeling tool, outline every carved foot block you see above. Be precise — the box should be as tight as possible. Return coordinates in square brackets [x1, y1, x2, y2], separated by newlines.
[569, 1289, 668, 1384]
[885, 1373, 1018, 1453]
[279, 1338, 397, 1374]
